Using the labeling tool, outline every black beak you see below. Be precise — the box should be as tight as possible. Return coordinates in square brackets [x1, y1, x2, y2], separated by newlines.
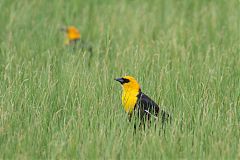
[60, 27, 67, 32]
[114, 77, 124, 84]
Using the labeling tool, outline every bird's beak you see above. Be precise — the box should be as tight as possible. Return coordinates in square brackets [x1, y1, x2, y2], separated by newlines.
[114, 77, 124, 84]
[60, 27, 67, 32]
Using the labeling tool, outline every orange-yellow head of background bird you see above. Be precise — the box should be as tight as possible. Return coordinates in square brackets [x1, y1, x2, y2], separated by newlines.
[62, 26, 81, 45]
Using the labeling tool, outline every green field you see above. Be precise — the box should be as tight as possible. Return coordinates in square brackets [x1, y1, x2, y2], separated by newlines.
[0, 0, 240, 159]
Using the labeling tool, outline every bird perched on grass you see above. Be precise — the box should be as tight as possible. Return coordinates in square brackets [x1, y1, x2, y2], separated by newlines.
[61, 26, 93, 62]
[115, 76, 171, 127]
[61, 26, 92, 51]
[62, 26, 81, 45]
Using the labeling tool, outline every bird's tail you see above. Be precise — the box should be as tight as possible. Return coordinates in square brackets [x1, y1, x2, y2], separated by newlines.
[161, 110, 172, 125]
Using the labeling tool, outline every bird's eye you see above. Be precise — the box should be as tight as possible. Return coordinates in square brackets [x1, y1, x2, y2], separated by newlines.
[122, 78, 130, 83]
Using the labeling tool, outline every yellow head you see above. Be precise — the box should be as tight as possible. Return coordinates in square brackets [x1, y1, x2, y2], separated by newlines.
[66, 26, 81, 40]
[115, 76, 141, 92]
[63, 26, 81, 45]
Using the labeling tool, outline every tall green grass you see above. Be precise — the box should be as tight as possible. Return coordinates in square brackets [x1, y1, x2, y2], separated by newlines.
[0, 0, 240, 159]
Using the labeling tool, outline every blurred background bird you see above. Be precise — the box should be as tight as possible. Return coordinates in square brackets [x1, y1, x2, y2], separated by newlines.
[61, 26, 93, 65]
[115, 76, 171, 128]
[63, 26, 81, 46]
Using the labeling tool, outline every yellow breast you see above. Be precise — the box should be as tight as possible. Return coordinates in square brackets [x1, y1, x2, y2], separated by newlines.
[122, 90, 138, 113]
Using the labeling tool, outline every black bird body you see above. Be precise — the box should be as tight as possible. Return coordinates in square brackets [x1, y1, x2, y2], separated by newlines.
[133, 91, 171, 125]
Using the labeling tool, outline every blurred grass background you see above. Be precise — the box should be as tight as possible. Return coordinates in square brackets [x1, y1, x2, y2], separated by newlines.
[0, 0, 240, 159]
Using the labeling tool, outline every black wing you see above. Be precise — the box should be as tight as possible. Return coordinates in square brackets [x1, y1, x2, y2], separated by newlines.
[135, 92, 171, 124]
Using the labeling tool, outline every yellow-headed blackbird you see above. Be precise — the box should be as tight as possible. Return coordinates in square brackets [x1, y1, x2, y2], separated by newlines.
[63, 26, 81, 45]
[61, 26, 93, 66]
[115, 76, 171, 126]
[61, 26, 92, 53]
